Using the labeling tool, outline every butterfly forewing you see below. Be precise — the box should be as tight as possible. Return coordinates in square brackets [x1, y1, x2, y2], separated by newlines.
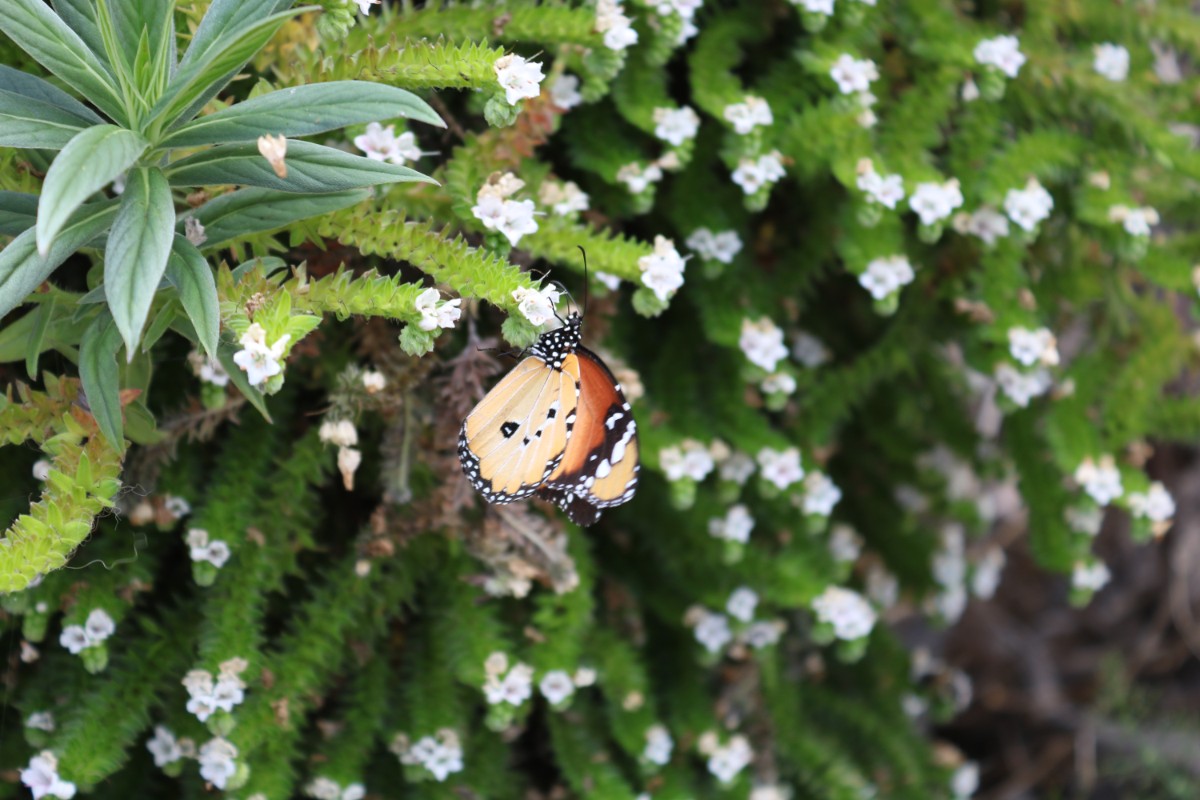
[459, 354, 581, 502]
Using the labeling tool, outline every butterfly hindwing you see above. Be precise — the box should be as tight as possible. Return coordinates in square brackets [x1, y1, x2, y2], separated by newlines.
[459, 354, 581, 502]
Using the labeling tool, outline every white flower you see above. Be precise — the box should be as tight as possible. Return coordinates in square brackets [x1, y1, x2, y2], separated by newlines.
[803, 471, 842, 516]
[718, 452, 756, 485]
[693, 611, 732, 653]
[1066, 505, 1104, 536]
[341, 784, 366, 800]
[232, 323, 290, 386]
[1074, 456, 1123, 505]
[653, 106, 700, 146]
[549, 73, 583, 110]
[21, 751, 76, 800]
[706, 735, 752, 783]
[1072, 560, 1111, 592]
[761, 372, 796, 396]
[538, 670, 576, 705]
[413, 287, 462, 332]
[723, 96, 774, 134]
[828, 524, 862, 563]
[757, 447, 804, 490]
[484, 663, 534, 705]
[961, 78, 981, 102]
[659, 439, 715, 481]
[354, 122, 400, 162]
[493, 54, 545, 105]
[198, 737, 239, 790]
[511, 285, 563, 327]
[538, 181, 589, 216]
[686, 228, 743, 264]
[596, 0, 639, 50]
[1128, 482, 1175, 522]
[643, 724, 674, 765]
[972, 545, 1006, 599]
[909, 180, 963, 226]
[709, 504, 755, 543]
[594, 271, 621, 290]
[616, 162, 663, 194]
[812, 586, 877, 640]
[1007, 327, 1059, 367]
[362, 370, 386, 393]
[319, 419, 359, 448]
[26, 711, 55, 732]
[739, 317, 788, 371]
[59, 626, 89, 655]
[994, 363, 1052, 407]
[1093, 43, 1130, 82]
[793, 0, 834, 14]
[1108, 205, 1159, 237]
[792, 331, 830, 368]
[731, 152, 785, 194]
[211, 674, 246, 712]
[974, 35, 1026, 78]
[573, 666, 597, 687]
[147, 726, 183, 768]
[355, 0, 379, 13]
[856, 163, 905, 209]
[866, 562, 899, 608]
[830, 54, 879, 94]
[188, 528, 231, 569]
[858, 255, 915, 301]
[959, 207, 1010, 245]
[472, 192, 539, 246]
[257, 134, 288, 179]
[305, 777, 341, 800]
[744, 620, 785, 648]
[638, 235, 687, 301]
[422, 731, 465, 782]
[1004, 178, 1054, 231]
[32, 459, 51, 481]
[84, 608, 115, 644]
[726, 587, 758, 622]
[951, 762, 980, 799]
[855, 90, 878, 128]
[188, 350, 230, 387]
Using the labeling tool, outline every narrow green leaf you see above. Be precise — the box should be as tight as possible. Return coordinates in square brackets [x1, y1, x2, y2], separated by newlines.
[109, 0, 173, 66]
[166, 139, 436, 193]
[0, 297, 91, 365]
[0, 90, 91, 149]
[0, 192, 39, 236]
[165, 236, 219, 358]
[217, 339, 272, 422]
[25, 295, 56, 379]
[93, 0, 136, 95]
[178, 0, 294, 71]
[161, 81, 445, 147]
[52, 0, 107, 68]
[190, 188, 367, 250]
[105, 166, 176, 354]
[0, 65, 104, 123]
[141, 305, 177, 353]
[0, 200, 119, 320]
[0, 0, 127, 123]
[37, 125, 148, 257]
[78, 310, 125, 449]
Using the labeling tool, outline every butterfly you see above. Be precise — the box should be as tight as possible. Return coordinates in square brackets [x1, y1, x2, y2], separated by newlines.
[458, 309, 639, 526]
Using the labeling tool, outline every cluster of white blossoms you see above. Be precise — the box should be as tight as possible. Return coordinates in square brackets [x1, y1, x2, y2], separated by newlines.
[909, 179, 964, 226]
[718, 448, 757, 484]
[1108, 204, 1159, 237]
[21, 751, 76, 799]
[59, 608, 115, 655]
[595, 0, 638, 50]
[643, 724, 674, 765]
[953, 207, 1010, 246]
[1003, 178, 1054, 231]
[352, 122, 424, 164]
[183, 658, 249, 722]
[723, 95, 774, 135]
[653, 106, 701, 146]
[186, 527, 231, 569]
[792, 330, 830, 368]
[699, 732, 753, 783]
[1128, 481, 1176, 536]
[538, 670, 578, 706]
[354, 0, 378, 13]
[654, 0, 702, 43]
[198, 737, 239, 789]
[708, 503, 755, 543]
[146, 726, 195, 768]
[1066, 504, 1104, 537]
[866, 560, 899, 608]
[731, 151, 786, 195]
[812, 586, 877, 640]
[856, 159, 905, 209]
[1093, 43, 1130, 82]
[26, 711, 55, 732]
[538, 180, 589, 216]
[688, 607, 733, 653]
[994, 362, 1052, 407]
[930, 523, 968, 622]
[511, 284, 563, 328]
[616, 161, 664, 194]
[233, 323, 290, 386]
[638, 235, 688, 301]
[1074, 455, 1123, 505]
[548, 73, 583, 110]
[687, 228, 743, 264]
[188, 351, 229, 387]
[802, 471, 843, 516]
[482, 652, 535, 706]
[828, 523, 863, 563]
[726, 586, 759, 623]
[739, 316, 789, 371]
[320, 418, 363, 491]
[1007, 326, 1059, 367]
[391, 729, 464, 781]
[757, 446, 804, 490]
[760, 372, 797, 396]
[493, 54, 545, 105]
[951, 761, 981, 799]
[830, 53, 879, 95]
[362, 369, 386, 394]
[472, 172, 539, 246]
[659, 438, 717, 482]
[305, 778, 366, 800]
[413, 288, 462, 332]
[974, 35, 1026, 78]
[858, 254, 915, 301]
[1072, 559, 1112, 593]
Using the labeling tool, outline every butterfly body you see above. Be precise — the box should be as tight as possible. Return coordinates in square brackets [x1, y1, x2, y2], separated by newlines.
[458, 312, 639, 525]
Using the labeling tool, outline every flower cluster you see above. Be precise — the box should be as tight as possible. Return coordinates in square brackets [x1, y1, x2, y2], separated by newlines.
[739, 317, 788, 371]
[197, 737, 239, 789]
[637, 235, 687, 301]
[538, 180, 589, 216]
[760, 372, 796, 397]
[653, 106, 700, 146]
[183, 659, 249, 722]
[954, 207, 1010, 245]
[21, 751, 76, 799]
[1093, 43, 1130, 82]
[856, 159, 905, 209]
[828, 524, 863, 563]
[616, 161, 663, 194]
[305, 777, 366, 800]
[1074, 456, 1123, 505]
[471, 172, 539, 246]
[929, 524, 968, 622]
[974, 35, 1026, 78]
[511, 284, 563, 328]
[233, 323, 290, 386]
[59, 608, 115, 655]
[723, 96, 773, 135]
[994, 363, 1052, 407]
[643, 724, 674, 765]
[482, 652, 534, 706]
[909, 179, 963, 226]
[660, 439, 717, 482]
[391, 729, 464, 782]
[186, 528, 231, 569]
[687, 228, 742, 263]
[1128, 481, 1175, 537]
[188, 351, 229, 387]
[732, 151, 786, 194]
[699, 732, 753, 783]
[1007, 327, 1059, 367]
[792, 331, 830, 367]
[353, 122, 424, 164]
[1108, 205, 1159, 237]
[757, 447, 804, 489]
[830, 54, 879, 95]
[802, 471, 842, 516]
[595, 0, 638, 50]
[538, 670, 577, 706]
[548, 73, 583, 110]
[146, 726, 194, 768]
[811, 586, 877, 640]
[493, 54, 545, 105]
[858, 255, 915, 301]
[1004, 178, 1054, 231]
[1072, 559, 1111, 593]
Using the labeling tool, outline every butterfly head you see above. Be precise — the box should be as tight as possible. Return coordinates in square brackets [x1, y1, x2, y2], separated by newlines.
[529, 312, 583, 370]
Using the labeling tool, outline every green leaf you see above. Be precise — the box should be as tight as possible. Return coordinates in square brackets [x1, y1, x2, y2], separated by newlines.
[0, 90, 92, 150]
[0, 64, 104, 123]
[93, 0, 136, 96]
[217, 339, 272, 422]
[0, 297, 91, 365]
[190, 187, 367, 250]
[146, 7, 310, 134]
[0, 200, 119, 321]
[0, 192, 39, 236]
[105, 166, 176, 354]
[140, 305, 176, 353]
[165, 235, 219, 358]
[109, 0, 173, 66]
[37, 125, 148, 256]
[78, 310, 125, 449]
[52, 0, 107, 66]
[0, 0, 127, 123]
[161, 81, 444, 148]
[178, 0, 293, 70]
[166, 139, 437, 193]
[25, 295, 55, 380]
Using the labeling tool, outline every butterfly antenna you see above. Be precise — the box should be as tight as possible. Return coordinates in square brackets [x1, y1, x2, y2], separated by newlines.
[577, 245, 590, 318]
